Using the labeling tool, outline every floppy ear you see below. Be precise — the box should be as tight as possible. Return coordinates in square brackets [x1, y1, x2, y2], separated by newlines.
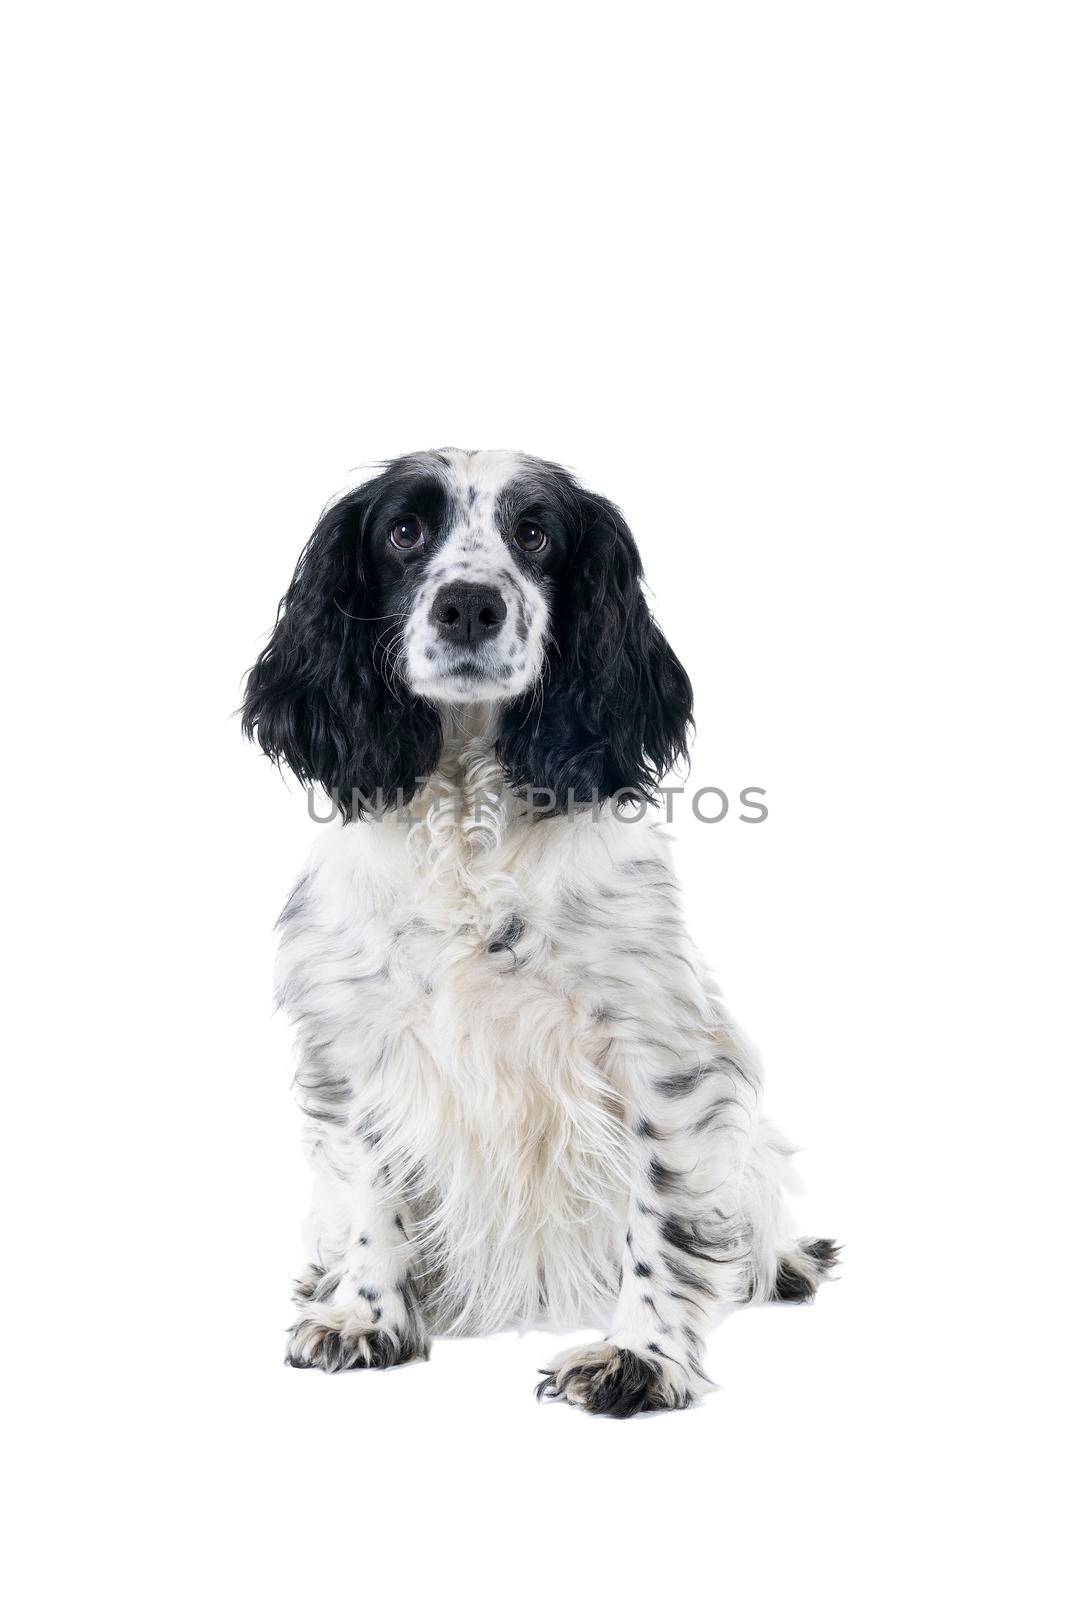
[242, 487, 441, 818]
[496, 489, 692, 806]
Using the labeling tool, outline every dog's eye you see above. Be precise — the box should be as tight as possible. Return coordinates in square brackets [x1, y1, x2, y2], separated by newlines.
[514, 521, 547, 554]
[389, 517, 424, 550]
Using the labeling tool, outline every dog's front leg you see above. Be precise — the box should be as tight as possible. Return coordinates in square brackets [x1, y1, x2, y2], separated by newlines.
[287, 1126, 429, 1373]
[539, 1038, 756, 1417]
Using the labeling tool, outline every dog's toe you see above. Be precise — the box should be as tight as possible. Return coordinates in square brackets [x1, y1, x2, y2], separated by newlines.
[286, 1312, 428, 1372]
[536, 1341, 696, 1417]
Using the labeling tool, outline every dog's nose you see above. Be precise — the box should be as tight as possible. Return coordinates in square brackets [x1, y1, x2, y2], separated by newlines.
[430, 583, 507, 644]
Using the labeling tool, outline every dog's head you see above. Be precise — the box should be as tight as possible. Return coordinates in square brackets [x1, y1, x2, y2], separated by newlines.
[243, 449, 692, 816]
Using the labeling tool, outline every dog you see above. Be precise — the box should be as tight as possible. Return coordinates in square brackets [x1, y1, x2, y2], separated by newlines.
[243, 448, 837, 1416]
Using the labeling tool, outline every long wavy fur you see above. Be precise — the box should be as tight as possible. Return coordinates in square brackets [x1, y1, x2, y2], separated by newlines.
[497, 488, 693, 807]
[241, 483, 442, 819]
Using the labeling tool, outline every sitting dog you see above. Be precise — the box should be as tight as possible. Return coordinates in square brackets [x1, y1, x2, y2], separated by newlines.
[243, 448, 837, 1416]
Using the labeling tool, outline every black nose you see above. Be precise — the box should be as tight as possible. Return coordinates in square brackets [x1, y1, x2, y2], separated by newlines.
[430, 583, 507, 644]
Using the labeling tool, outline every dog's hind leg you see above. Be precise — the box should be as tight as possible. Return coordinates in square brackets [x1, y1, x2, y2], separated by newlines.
[771, 1237, 841, 1301]
[736, 1122, 841, 1304]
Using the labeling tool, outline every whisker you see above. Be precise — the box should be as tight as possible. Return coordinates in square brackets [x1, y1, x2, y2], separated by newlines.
[334, 598, 407, 622]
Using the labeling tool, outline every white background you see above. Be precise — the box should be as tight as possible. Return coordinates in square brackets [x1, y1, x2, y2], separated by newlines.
[3, 4, 1064, 1596]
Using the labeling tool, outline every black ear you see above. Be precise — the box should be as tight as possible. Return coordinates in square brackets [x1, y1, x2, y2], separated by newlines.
[497, 489, 692, 807]
[242, 486, 441, 818]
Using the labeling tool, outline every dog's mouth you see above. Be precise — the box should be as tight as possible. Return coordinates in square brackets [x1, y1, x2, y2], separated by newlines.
[414, 655, 520, 703]
[405, 640, 534, 704]
[439, 653, 496, 679]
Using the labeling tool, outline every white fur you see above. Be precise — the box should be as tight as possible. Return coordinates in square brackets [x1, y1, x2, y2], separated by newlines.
[279, 718, 812, 1395]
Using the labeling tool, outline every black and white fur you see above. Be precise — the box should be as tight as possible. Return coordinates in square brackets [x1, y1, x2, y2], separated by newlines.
[244, 449, 837, 1416]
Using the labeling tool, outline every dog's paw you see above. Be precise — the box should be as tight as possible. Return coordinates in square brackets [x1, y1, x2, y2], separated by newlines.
[536, 1341, 696, 1418]
[286, 1306, 428, 1373]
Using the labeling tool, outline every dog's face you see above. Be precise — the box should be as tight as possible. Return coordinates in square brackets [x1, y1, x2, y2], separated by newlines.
[244, 449, 692, 816]
[358, 451, 560, 705]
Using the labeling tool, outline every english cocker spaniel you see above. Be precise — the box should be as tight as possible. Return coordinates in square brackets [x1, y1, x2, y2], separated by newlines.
[243, 448, 837, 1416]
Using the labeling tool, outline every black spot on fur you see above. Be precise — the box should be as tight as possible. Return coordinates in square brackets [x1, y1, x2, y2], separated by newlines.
[488, 914, 525, 953]
[660, 1213, 734, 1265]
[772, 1238, 841, 1302]
[649, 1156, 685, 1195]
[656, 1064, 715, 1098]
[804, 1237, 840, 1267]
[691, 1100, 743, 1137]
[667, 1287, 703, 1313]
[770, 1258, 814, 1301]
[633, 1260, 653, 1278]
[662, 1254, 711, 1294]
[536, 1349, 690, 1419]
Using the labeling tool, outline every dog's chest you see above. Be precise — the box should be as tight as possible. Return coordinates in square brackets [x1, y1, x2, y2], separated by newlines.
[342, 844, 628, 1326]
[388, 884, 549, 1024]
[376, 852, 594, 1079]
[291, 805, 670, 1090]
[282, 809, 676, 1329]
